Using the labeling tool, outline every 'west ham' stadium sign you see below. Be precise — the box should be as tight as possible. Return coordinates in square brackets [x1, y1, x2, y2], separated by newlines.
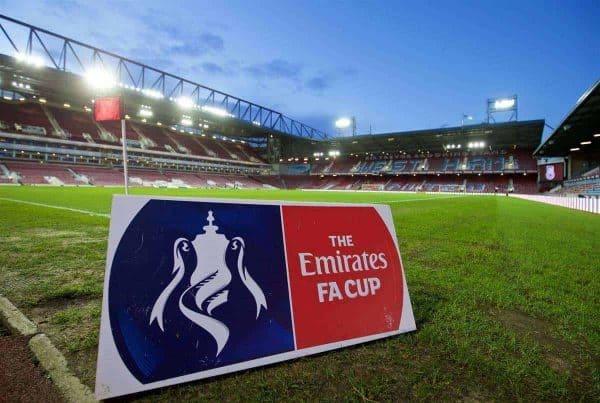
[96, 196, 416, 399]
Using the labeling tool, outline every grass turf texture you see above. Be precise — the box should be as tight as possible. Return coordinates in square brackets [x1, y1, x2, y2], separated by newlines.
[0, 186, 598, 401]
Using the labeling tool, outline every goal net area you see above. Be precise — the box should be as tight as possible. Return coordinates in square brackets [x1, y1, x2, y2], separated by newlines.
[361, 183, 385, 191]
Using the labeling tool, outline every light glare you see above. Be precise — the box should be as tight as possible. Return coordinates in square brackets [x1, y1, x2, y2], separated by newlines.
[335, 117, 351, 129]
[15, 52, 45, 68]
[176, 97, 195, 109]
[494, 98, 515, 110]
[85, 67, 116, 89]
[202, 105, 232, 117]
[139, 109, 153, 118]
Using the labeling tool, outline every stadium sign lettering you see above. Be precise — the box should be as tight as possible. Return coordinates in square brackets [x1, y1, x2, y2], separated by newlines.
[297, 234, 389, 303]
[96, 196, 415, 399]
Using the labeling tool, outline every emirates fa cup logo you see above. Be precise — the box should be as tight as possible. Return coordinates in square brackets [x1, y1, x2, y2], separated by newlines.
[149, 211, 268, 355]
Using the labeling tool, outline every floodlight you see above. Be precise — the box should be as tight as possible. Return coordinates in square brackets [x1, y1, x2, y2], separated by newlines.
[580, 141, 591, 145]
[139, 108, 153, 118]
[12, 81, 31, 90]
[141, 88, 164, 99]
[85, 67, 116, 89]
[14, 52, 45, 68]
[493, 98, 515, 110]
[202, 105, 231, 117]
[176, 96, 195, 109]
[335, 117, 352, 129]
[328, 150, 340, 157]
[181, 117, 193, 126]
[594, 133, 600, 138]
[570, 147, 580, 151]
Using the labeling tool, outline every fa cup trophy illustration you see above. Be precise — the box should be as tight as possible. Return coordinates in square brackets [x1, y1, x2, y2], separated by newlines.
[149, 211, 267, 356]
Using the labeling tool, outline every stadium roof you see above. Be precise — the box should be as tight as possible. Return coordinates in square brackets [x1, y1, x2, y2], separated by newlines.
[325, 120, 545, 155]
[0, 14, 328, 140]
[534, 78, 600, 157]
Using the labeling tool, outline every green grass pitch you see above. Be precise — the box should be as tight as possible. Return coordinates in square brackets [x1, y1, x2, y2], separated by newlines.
[0, 186, 598, 401]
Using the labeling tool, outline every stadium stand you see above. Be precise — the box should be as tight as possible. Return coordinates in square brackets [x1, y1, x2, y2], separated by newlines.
[0, 160, 269, 189]
[312, 149, 539, 176]
[68, 165, 122, 186]
[0, 19, 547, 195]
[0, 101, 54, 138]
[4, 160, 80, 185]
[0, 103, 543, 193]
[534, 78, 600, 198]
[46, 105, 105, 144]
[130, 124, 178, 153]
[385, 176, 423, 191]
[280, 145, 539, 193]
[556, 173, 600, 196]
[0, 99, 267, 163]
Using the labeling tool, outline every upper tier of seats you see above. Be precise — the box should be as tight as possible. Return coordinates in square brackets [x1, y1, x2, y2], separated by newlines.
[0, 102, 54, 137]
[0, 100, 265, 164]
[310, 150, 537, 175]
[279, 172, 538, 193]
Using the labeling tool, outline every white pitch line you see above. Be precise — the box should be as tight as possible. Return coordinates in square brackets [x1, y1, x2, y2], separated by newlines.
[0, 194, 464, 217]
[0, 197, 110, 218]
[383, 195, 466, 203]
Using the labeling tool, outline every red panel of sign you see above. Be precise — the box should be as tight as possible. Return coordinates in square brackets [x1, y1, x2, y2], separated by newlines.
[94, 96, 124, 121]
[282, 206, 403, 348]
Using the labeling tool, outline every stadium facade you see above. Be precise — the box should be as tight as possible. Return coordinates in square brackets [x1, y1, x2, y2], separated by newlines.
[534, 79, 600, 196]
[0, 14, 598, 196]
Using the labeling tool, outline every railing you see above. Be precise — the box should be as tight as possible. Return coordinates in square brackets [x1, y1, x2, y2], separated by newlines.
[511, 194, 600, 214]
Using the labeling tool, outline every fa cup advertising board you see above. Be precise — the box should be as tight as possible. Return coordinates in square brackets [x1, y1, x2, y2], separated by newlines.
[96, 196, 416, 399]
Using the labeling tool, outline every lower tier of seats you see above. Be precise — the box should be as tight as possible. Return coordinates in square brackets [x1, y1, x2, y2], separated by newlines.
[1, 160, 542, 194]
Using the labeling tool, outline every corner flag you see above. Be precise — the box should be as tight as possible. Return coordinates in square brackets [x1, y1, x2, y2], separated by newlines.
[93, 96, 129, 194]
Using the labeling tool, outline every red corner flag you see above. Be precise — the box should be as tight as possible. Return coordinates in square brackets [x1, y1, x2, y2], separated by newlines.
[94, 96, 124, 121]
[94, 95, 129, 194]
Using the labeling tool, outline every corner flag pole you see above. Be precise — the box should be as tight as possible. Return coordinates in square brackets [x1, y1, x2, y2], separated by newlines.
[121, 118, 129, 195]
[93, 96, 127, 194]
